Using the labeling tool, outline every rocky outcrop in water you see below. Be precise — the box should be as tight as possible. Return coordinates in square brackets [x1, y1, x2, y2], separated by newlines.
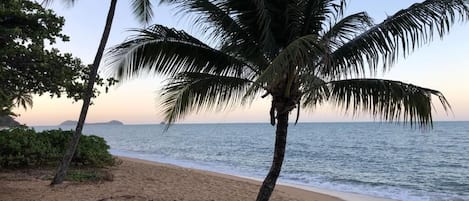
[59, 120, 124, 126]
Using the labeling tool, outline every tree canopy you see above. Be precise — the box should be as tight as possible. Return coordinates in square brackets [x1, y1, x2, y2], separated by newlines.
[0, 0, 116, 117]
[109, 0, 467, 127]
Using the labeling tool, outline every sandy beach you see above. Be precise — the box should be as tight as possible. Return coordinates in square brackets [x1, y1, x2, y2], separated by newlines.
[0, 157, 343, 201]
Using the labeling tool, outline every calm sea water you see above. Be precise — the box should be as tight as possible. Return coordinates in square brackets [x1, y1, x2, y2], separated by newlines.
[35, 122, 469, 201]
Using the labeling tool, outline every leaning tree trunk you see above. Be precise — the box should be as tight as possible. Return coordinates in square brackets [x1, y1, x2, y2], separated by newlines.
[51, 0, 118, 185]
[256, 104, 289, 201]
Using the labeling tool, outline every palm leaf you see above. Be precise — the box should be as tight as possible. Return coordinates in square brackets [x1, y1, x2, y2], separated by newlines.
[161, 72, 253, 124]
[252, 34, 324, 91]
[13, 93, 33, 110]
[246, 0, 278, 56]
[167, 0, 279, 58]
[131, 0, 154, 24]
[300, 0, 347, 35]
[164, 0, 269, 68]
[300, 75, 330, 108]
[323, 0, 469, 78]
[169, 0, 246, 42]
[107, 24, 253, 80]
[325, 79, 451, 127]
[223, 0, 281, 57]
[321, 12, 374, 50]
[42, 0, 76, 7]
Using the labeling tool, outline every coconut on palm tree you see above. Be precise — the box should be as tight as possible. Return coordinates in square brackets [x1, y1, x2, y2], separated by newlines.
[108, 0, 469, 200]
[43, 0, 158, 185]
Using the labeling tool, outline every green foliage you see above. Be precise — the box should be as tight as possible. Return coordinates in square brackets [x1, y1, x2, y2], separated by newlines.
[0, 128, 116, 168]
[0, 0, 117, 116]
[74, 134, 115, 167]
[66, 169, 114, 182]
[66, 170, 100, 182]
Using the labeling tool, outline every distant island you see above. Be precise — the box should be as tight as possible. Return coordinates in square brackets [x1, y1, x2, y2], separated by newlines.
[0, 116, 20, 127]
[59, 120, 124, 126]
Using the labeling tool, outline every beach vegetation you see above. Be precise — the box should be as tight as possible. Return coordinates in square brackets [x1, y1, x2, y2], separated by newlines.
[0, 128, 116, 168]
[109, 0, 468, 200]
[66, 169, 114, 182]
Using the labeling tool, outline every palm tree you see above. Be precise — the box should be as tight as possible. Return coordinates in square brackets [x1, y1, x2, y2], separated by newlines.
[108, 0, 469, 200]
[0, 91, 33, 117]
[43, 0, 157, 185]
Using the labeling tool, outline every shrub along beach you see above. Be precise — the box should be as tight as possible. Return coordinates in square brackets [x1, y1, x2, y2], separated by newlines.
[0, 128, 115, 168]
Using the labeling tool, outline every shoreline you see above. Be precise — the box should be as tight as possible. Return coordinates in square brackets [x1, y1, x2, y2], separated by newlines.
[0, 156, 395, 201]
[0, 156, 340, 201]
[120, 156, 343, 201]
[120, 156, 396, 201]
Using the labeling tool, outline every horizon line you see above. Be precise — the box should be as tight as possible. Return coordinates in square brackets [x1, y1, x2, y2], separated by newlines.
[30, 120, 469, 127]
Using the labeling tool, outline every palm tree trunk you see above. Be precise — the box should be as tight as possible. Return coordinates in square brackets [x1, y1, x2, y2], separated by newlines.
[256, 106, 289, 201]
[50, 0, 118, 185]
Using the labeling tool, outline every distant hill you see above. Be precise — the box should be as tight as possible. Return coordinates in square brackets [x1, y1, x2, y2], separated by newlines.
[0, 116, 20, 127]
[59, 120, 124, 126]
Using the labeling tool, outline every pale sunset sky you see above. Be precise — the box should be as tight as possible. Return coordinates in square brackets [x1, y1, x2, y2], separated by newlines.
[14, 0, 469, 126]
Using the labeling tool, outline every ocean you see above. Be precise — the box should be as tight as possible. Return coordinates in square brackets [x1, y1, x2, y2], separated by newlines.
[35, 122, 469, 201]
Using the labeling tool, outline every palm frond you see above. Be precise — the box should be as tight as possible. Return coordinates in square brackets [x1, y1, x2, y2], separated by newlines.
[165, 0, 269, 68]
[13, 93, 33, 110]
[321, 12, 374, 50]
[245, 34, 326, 99]
[131, 0, 154, 24]
[254, 34, 324, 89]
[227, 0, 282, 57]
[169, 0, 245, 42]
[323, 0, 469, 78]
[166, 0, 280, 59]
[220, 41, 269, 71]
[300, 75, 330, 108]
[325, 79, 451, 127]
[161, 72, 253, 124]
[285, 0, 302, 35]
[41, 0, 76, 7]
[107, 24, 253, 80]
[249, 0, 279, 56]
[300, 0, 347, 35]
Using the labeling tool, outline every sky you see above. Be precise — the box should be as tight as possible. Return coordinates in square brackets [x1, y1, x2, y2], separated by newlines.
[14, 0, 469, 126]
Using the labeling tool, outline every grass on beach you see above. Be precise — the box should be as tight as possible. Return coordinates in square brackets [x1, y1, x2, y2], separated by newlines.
[0, 156, 121, 184]
[0, 166, 115, 183]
